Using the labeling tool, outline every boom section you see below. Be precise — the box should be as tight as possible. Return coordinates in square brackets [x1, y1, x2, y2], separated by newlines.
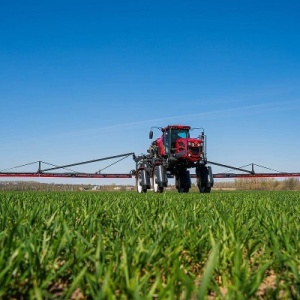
[0, 153, 135, 179]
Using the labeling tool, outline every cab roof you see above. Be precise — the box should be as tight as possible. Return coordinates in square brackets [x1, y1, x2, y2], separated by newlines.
[161, 125, 191, 132]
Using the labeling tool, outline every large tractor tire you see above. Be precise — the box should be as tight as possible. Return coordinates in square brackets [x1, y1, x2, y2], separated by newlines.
[196, 166, 213, 193]
[136, 169, 150, 193]
[153, 172, 164, 193]
[153, 165, 167, 193]
[176, 170, 191, 193]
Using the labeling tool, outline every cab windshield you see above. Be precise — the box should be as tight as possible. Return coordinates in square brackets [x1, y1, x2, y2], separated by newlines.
[165, 129, 190, 145]
[164, 129, 190, 153]
[171, 129, 190, 139]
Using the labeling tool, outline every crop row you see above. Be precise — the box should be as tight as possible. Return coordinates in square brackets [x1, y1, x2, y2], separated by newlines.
[0, 191, 299, 299]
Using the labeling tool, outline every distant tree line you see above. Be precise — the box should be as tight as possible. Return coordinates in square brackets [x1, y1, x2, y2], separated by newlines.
[0, 181, 135, 191]
[0, 181, 94, 191]
[213, 178, 300, 191]
[0, 178, 299, 191]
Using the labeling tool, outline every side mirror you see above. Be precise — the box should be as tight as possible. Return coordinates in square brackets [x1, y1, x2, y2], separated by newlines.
[149, 131, 153, 139]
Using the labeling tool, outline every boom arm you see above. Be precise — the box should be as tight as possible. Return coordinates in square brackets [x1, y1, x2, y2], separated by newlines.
[0, 154, 299, 180]
[0, 153, 135, 179]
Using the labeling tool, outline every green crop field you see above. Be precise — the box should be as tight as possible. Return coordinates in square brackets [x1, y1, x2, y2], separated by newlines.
[0, 191, 299, 299]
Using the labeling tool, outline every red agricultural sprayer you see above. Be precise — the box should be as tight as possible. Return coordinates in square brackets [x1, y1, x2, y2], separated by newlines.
[1, 124, 300, 193]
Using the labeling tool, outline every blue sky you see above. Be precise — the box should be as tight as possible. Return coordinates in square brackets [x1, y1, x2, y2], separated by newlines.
[0, 0, 300, 184]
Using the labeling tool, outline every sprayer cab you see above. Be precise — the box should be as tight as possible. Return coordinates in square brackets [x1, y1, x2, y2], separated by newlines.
[149, 125, 206, 163]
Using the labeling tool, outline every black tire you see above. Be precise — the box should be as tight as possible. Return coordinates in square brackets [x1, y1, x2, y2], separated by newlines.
[153, 166, 165, 193]
[199, 186, 211, 193]
[196, 166, 212, 194]
[153, 173, 164, 193]
[136, 171, 148, 193]
[176, 170, 191, 193]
